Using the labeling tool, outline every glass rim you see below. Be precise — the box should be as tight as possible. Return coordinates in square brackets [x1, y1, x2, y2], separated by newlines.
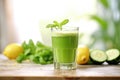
[51, 26, 79, 31]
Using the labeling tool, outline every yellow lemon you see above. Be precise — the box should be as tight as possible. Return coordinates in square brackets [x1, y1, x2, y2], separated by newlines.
[3, 43, 23, 59]
[76, 45, 90, 65]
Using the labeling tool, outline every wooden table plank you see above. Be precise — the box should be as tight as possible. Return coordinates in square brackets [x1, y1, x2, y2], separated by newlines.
[0, 59, 120, 78]
[0, 54, 120, 80]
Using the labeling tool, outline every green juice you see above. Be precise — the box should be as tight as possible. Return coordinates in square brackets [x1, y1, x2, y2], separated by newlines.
[52, 31, 78, 64]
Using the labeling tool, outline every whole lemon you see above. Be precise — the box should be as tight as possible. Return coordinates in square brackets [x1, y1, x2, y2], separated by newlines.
[3, 43, 23, 59]
[76, 45, 90, 65]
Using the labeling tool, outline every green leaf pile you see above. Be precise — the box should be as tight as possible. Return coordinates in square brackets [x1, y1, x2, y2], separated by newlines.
[16, 39, 53, 64]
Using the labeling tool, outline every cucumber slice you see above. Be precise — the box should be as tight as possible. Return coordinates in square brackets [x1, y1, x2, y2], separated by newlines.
[90, 50, 107, 64]
[106, 49, 120, 64]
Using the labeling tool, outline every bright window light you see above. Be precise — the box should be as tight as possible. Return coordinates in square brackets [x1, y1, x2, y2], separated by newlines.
[12, 0, 97, 46]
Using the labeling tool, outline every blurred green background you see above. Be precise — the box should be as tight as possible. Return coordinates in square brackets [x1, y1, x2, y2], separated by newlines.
[87, 0, 120, 50]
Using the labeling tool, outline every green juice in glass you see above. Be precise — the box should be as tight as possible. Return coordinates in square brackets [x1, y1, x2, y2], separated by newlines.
[52, 29, 78, 70]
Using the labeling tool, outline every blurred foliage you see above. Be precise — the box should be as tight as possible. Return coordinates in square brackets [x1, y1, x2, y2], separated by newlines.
[88, 0, 120, 50]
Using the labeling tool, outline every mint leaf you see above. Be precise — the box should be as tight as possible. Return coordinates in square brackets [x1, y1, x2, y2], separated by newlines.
[46, 24, 56, 28]
[60, 19, 69, 27]
[53, 21, 59, 27]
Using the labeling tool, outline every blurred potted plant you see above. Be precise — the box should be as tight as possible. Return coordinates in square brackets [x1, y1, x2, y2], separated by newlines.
[88, 0, 120, 50]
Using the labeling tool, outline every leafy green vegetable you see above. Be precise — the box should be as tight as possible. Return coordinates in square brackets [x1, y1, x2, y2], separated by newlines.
[16, 39, 53, 64]
[46, 19, 69, 29]
[24, 49, 31, 56]
[16, 54, 26, 63]
[39, 57, 47, 64]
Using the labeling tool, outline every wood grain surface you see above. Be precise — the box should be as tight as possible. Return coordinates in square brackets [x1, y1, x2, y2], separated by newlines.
[0, 55, 120, 80]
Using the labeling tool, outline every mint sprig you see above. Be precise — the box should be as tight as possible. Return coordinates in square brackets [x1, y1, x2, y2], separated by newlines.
[46, 19, 69, 29]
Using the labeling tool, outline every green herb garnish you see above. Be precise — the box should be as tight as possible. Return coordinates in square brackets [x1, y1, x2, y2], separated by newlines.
[46, 19, 69, 29]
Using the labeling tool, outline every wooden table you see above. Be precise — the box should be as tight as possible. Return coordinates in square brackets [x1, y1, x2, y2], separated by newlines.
[0, 55, 120, 80]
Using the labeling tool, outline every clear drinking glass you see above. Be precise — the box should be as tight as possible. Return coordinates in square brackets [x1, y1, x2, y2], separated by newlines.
[51, 27, 79, 70]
